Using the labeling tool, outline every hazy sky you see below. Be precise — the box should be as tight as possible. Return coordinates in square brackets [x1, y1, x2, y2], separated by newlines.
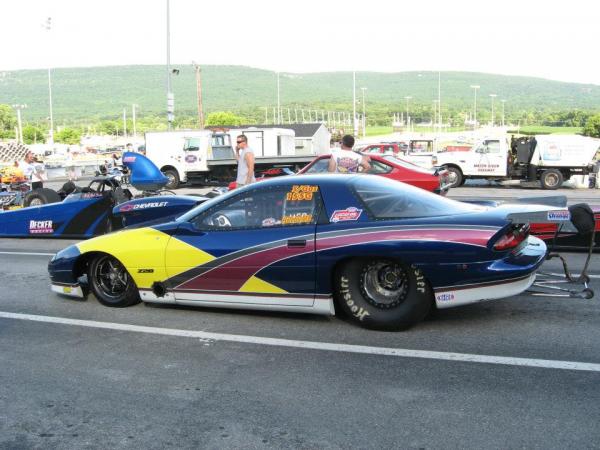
[2, 0, 598, 84]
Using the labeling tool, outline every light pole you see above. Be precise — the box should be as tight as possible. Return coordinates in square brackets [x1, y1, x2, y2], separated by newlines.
[166, 0, 174, 129]
[489, 94, 497, 127]
[276, 71, 281, 124]
[132, 104, 138, 139]
[352, 71, 358, 136]
[470, 85, 480, 128]
[404, 96, 412, 131]
[123, 108, 127, 138]
[361, 87, 367, 138]
[43, 17, 54, 144]
[12, 104, 27, 144]
[501, 99, 506, 127]
[192, 61, 204, 128]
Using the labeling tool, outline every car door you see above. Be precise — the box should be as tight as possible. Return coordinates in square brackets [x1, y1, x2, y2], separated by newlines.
[164, 184, 323, 307]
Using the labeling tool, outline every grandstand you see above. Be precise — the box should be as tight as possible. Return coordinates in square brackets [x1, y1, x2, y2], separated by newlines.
[0, 142, 29, 166]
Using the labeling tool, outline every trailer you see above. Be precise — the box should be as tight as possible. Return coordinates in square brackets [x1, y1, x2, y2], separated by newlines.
[144, 128, 319, 188]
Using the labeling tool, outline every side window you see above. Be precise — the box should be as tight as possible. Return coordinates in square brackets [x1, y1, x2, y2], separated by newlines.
[486, 140, 501, 153]
[368, 160, 393, 174]
[193, 185, 321, 230]
[304, 158, 330, 174]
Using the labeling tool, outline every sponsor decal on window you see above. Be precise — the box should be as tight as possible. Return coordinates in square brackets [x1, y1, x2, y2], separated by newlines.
[282, 213, 313, 225]
[548, 210, 571, 221]
[330, 207, 362, 223]
[29, 220, 54, 234]
[261, 217, 280, 227]
[436, 292, 455, 302]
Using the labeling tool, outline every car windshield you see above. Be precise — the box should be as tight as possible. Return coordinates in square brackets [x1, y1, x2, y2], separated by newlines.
[352, 176, 484, 219]
[381, 155, 435, 173]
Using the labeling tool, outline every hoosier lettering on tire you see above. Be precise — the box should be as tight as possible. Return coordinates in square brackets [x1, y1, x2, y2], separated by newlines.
[334, 258, 433, 331]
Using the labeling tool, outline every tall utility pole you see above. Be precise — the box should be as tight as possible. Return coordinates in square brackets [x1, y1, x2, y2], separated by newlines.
[361, 87, 367, 138]
[470, 85, 480, 128]
[43, 17, 54, 144]
[276, 71, 281, 124]
[193, 62, 204, 128]
[489, 94, 497, 126]
[404, 96, 412, 131]
[352, 71, 358, 136]
[501, 99, 506, 127]
[166, 0, 174, 129]
[132, 104, 138, 139]
[12, 104, 26, 143]
[437, 71, 441, 131]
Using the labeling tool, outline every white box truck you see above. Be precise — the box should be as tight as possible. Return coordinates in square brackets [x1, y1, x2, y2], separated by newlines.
[144, 127, 319, 188]
[402, 135, 600, 189]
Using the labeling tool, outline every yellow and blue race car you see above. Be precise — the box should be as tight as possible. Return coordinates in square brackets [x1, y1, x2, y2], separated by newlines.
[48, 174, 560, 330]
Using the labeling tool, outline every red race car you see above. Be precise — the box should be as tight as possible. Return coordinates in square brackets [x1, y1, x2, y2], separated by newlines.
[297, 153, 451, 195]
[229, 153, 451, 195]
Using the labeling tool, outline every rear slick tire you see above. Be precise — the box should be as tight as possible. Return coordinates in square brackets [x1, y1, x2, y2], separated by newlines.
[334, 258, 432, 331]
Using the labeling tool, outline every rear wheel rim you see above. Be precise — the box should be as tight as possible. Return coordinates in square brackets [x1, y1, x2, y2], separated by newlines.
[94, 256, 128, 298]
[29, 198, 43, 206]
[545, 173, 559, 187]
[359, 261, 409, 309]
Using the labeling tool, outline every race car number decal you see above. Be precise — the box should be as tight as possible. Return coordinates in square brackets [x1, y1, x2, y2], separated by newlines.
[286, 185, 318, 201]
[548, 210, 571, 221]
[29, 220, 54, 234]
[330, 207, 362, 223]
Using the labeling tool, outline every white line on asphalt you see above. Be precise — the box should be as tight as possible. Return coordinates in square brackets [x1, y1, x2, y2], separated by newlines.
[0, 251, 55, 256]
[1, 311, 600, 372]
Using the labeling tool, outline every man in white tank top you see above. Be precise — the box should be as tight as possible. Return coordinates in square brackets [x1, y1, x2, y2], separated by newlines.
[328, 135, 371, 173]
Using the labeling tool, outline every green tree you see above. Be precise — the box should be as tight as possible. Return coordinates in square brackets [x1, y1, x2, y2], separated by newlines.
[205, 111, 244, 126]
[55, 127, 82, 145]
[22, 125, 46, 144]
[583, 114, 600, 138]
[99, 120, 118, 135]
[0, 104, 17, 135]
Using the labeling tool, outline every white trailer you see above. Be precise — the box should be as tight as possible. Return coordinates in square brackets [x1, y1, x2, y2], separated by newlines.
[144, 127, 319, 188]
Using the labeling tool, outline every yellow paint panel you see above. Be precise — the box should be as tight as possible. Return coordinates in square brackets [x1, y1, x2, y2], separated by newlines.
[239, 276, 288, 294]
[165, 236, 216, 278]
[77, 228, 172, 288]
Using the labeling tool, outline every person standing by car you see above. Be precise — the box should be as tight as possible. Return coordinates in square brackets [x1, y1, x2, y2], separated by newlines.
[328, 134, 371, 173]
[235, 135, 256, 187]
[19, 151, 46, 189]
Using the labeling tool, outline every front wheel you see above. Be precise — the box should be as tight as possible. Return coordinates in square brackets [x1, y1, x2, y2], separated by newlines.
[162, 169, 180, 189]
[88, 255, 140, 307]
[333, 258, 432, 331]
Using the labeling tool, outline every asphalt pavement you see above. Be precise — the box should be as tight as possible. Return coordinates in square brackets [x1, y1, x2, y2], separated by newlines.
[1, 186, 600, 448]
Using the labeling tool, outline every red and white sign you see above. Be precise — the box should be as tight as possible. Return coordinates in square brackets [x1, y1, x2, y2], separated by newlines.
[330, 207, 363, 223]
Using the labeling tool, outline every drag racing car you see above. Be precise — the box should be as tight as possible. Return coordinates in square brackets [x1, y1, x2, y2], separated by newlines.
[49, 174, 563, 330]
[0, 152, 208, 238]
